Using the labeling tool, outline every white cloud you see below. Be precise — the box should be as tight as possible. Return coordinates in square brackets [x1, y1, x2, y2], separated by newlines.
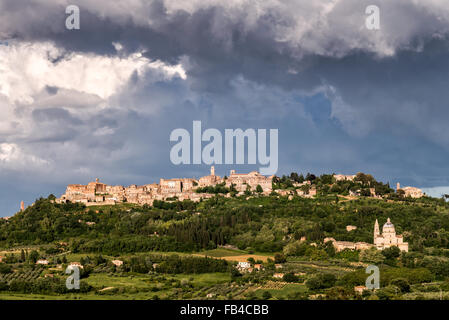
[0, 41, 186, 104]
[0, 143, 49, 169]
[0, 40, 187, 174]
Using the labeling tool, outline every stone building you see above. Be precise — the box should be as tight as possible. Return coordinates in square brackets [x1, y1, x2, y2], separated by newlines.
[374, 218, 408, 252]
[354, 286, 368, 295]
[324, 218, 408, 252]
[160, 178, 197, 194]
[160, 179, 183, 194]
[308, 186, 317, 197]
[324, 237, 373, 252]
[333, 174, 356, 181]
[225, 169, 273, 192]
[198, 166, 222, 187]
[396, 182, 424, 198]
[59, 178, 107, 203]
[180, 178, 197, 192]
[56, 167, 272, 206]
[346, 225, 357, 232]
[105, 185, 126, 202]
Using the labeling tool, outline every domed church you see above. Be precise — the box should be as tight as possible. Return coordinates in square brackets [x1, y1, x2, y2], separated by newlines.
[374, 218, 408, 252]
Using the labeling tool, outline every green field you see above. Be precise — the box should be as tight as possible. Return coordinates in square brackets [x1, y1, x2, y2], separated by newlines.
[86, 272, 230, 290]
[0, 272, 232, 300]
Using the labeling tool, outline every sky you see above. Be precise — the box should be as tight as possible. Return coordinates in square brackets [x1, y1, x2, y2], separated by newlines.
[1, 0, 449, 215]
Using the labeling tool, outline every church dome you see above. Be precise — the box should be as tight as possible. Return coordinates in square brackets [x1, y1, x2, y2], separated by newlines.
[382, 218, 395, 232]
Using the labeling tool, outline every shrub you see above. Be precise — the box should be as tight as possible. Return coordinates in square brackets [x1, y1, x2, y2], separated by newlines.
[390, 278, 410, 293]
[306, 273, 336, 290]
[283, 272, 299, 283]
[262, 291, 272, 300]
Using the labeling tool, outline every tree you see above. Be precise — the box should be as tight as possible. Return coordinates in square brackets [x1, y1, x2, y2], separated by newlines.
[255, 226, 275, 244]
[306, 273, 336, 290]
[336, 270, 366, 288]
[305, 173, 316, 182]
[375, 285, 400, 300]
[320, 174, 334, 185]
[256, 185, 263, 193]
[244, 184, 252, 196]
[382, 246, 400, 260]
[390, 278, 410, 293]
[355, 172, 374, 186]
[324, 241, 336, 257]
[283, 241, 308, 256]
[0, 264, 12, 274]
[274, 253, 286, 264]
[359, 248, 385, 264]
[28, 250, 39, 263]
[325, 286, 353, 300]
[231, 268, 242, 279]
[283, 272, 299, 283]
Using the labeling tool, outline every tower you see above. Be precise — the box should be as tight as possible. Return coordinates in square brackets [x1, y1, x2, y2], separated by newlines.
[396, 182, 400, 191]
[374, 219, 380, 239]
[210, 166, 215, 176]
[96, 178, 99, 183]
[20, 201, 24, 212]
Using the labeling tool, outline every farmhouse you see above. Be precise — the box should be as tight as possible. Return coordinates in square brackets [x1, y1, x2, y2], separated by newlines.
[236, 261, 251, 272]
[111, 260, 123, 267]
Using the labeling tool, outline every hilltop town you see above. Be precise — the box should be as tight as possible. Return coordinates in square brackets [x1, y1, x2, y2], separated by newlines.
[54, 167, 424, 208]
[56, 166, 273, 206]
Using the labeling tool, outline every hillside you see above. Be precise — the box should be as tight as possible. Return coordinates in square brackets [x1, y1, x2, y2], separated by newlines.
[0, 173, 448, 300]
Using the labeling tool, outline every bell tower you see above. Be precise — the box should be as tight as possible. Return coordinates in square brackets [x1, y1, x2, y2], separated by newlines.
[210, 166, 215, 176]
[374, 219, 380, 239]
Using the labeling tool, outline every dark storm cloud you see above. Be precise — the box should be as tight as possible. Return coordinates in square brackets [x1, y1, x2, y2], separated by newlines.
[1, 0, 445, 89]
